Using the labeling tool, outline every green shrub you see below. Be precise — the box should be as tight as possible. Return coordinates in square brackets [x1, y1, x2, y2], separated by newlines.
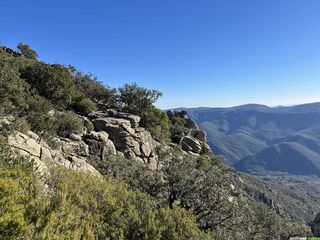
[0, 63, 29, 115]
[73, 72, 117, 109]
[169, 116, 190, 143]
[0, 138, 42, 240]
[83, 119, 94, 133]
[0, 141, 208, 240]
[20, 62, 75, 109]
[34, 167, 208, 240]
[72, 97, 97, 115]
[118, 82, 162, 116]
[17, 43, 38, 60]
[55, 112, 83, 137]
[26, 96, 56, 136]
[142, 106, 171, 143]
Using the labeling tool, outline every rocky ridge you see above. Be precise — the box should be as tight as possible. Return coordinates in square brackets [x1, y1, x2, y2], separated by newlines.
[5, 109, 212, 176]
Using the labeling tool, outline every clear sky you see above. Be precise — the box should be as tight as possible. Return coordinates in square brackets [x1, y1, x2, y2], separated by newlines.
[1, 0, 320, 109]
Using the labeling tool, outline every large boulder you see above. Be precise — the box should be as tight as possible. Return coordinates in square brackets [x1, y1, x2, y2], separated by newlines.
[40, 147, 52, 162]
[134, 131, 156, 157]
[51, 151, 99, 175]
[113, 136, 141, 157]
[85, 131, 109, 142]
[61, 140, 90, 157]
[92, 110, 141, 127]
[181, 136, 202, 154]
[68, 156, 100, 175]
[8, 132, 41, 157]
[84, 131, 116, 156]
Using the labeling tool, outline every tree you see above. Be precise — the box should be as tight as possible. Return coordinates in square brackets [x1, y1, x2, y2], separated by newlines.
[17, 43, 38, 60]
[73, 72, 117, 108]
[162, 154, 238, 232]
[118, 83, 162, 116]
[0, 63, 29, 114]
[118, 83, 170, 141]
[142, 106, 171, 142]
[20, 62, 75, 109]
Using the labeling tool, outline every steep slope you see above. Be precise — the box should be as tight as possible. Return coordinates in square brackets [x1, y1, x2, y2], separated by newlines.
[1, 44, 317, 238]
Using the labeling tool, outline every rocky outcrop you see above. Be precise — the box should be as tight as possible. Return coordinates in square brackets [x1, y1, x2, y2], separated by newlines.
[6, 109, 212, 177]
[8, 131, 100, 176]
[0, 46, 22, 57]
[181, 136, 202, 154]
[89, 110, 158, 168]
[8, 131, 41, 158]
[167, 110, 212, 155]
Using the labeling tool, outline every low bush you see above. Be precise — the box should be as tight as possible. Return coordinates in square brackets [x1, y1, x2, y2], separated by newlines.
[55, 112, 83, 137]
[72, 97, 97, 115]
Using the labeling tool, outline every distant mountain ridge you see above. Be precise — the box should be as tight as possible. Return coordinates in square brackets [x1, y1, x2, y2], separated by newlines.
[178, 102, 320, 176]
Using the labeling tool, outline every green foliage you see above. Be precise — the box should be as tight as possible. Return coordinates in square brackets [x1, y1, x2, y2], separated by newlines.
[118, 82, 162, 116]
[72, 97, 97, 115]
[0, 62, 29, 114]
[26, 96, 56, 136]
[142, 106, 171, 143]
[17, 43, 38, 60]
[0, 138, 207, 239]
[0, 138, 42, 240]
[55, 112, 83, 137]
[97, 151, 312, 239]
[33, 167, 208, 240]
[169, 116, 190, 143]
[84, 119, 94, 133]
[118, 83, 170, 141]
[20, 62, 75, 109]
[157, 207, 210, 240]
[73, 72, 117, 108]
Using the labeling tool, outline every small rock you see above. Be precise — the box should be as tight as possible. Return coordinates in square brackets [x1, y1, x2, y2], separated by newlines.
[85, 131, 109, 142]
[69, 133, 82, 141]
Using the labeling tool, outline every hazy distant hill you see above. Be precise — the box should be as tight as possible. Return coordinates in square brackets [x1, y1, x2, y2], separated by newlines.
[180, 103, 320, 176]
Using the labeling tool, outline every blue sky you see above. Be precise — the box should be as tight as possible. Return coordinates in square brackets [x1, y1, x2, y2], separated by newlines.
[1, 0, 320, 109]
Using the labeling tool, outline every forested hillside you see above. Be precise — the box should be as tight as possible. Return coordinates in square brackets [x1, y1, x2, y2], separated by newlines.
[181, 104, 320, 176]
[0, 43, 318, 239]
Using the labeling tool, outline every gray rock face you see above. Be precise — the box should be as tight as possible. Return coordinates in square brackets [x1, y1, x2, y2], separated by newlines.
[85, 131, 109, 142]
[6, 108, 212, 178]
[89, 110, 141, 127]
[134, 131, 154, 157]
[181, 136, 202, 154]
[69, 133, 82, 141]
[167, 110, 212, 155]
[61, 140, 90, 157]
[8, 132, 41, 157]
[8, 131, 100, 177]
[89, 110, 158, 167]
[40, 147, 52, 162]
[92, 118, 131, 131]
